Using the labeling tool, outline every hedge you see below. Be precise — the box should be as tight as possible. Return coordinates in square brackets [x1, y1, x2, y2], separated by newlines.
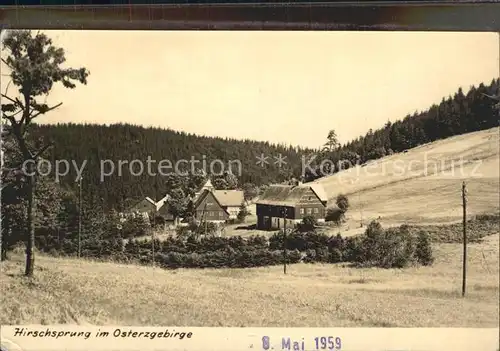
[150, 248, 301, 269]
[125, 234, 269, 256]
[30, 216, 456, 269]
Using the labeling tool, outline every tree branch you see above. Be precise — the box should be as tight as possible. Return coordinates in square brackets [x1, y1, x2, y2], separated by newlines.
[29, 102, 63, 121]
[1, 58, 11, 68]
[0, 93, 22, 109]
[33, 143, 54, 159]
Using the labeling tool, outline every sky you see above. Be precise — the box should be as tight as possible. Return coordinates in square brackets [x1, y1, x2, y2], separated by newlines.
[2, 31, 499, 149]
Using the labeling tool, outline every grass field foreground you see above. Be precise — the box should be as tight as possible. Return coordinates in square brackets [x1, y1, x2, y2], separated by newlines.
[1, 234, 498, 327]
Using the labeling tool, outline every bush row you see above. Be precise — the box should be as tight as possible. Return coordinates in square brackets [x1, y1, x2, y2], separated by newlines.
[125, 234, 269, 255]
[406, 213, 500, 243]
[142, 249, 302, 269]
[121, 221, 434, 269]
[33, 219, 438, 269]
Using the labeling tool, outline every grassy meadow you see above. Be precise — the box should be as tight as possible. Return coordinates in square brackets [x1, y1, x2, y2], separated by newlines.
[1, 233, 498, 327]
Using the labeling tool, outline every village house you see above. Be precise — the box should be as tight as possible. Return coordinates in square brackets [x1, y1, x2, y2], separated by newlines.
[191, 179, 245, 223]
[212, 190, 244, 219]
[127, 194, 174, 224]
[255, 183, 328, 230]
[127, 197, 157, 222]
[192, 189, 229, 224]
[127, 179, 245, 227]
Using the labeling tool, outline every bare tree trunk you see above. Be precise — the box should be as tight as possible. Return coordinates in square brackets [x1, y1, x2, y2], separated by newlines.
[0, 215, 3, 262]
[0, 219, 8, 261]
[25, 168, 36, 276]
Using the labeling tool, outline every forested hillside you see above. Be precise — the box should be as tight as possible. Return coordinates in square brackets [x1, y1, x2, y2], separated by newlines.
[30, 123, 312, 210]
[31, 78, 499, 210]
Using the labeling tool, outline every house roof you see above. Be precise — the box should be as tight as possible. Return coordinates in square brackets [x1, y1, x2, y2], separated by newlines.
[203, 178, 214, 189]
[193, 189, 229, 216]
[190, 178, 214, 203]
[256, 184, 327, 207]
[155, 194, 170, 211]
[213, 190, 244, 207]
[130, 197, 156, 212]
[132, 195, 171, 212]
[309, 183, 328, 203]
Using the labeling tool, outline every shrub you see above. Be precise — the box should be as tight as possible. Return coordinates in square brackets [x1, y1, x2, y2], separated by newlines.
[315, 247, 330, 262]
[121, 215, 150, 238]
[343, 235, 364, 262]
[197, 222, 219, 236]
[175, 224, 193, 238]
[335, 194, 349, 216]
[297, 215, 317, 232]
[303, 249, 317, 263]
[245, 235, 269, 249]
[152, 215, 165, 228]
[236, 202, 249, 223]
[325, 207, 343, 225]
[328, 233, 345, 252]
[269, 230, 330, 252]
[415, 230, 434, 266]
[376, 226, 417, 268]
[356, 222, 419, 268]
[360, 220, 384, 263]
[328, 248, 343, 263]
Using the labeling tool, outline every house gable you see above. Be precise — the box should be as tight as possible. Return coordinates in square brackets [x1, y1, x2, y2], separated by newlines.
[193, 190, 229, 221]
[131, 198, 156, 213]
[297, 186, 327, 207]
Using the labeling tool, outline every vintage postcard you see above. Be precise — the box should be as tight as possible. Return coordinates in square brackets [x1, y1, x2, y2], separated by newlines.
[1, 29, 499, 351]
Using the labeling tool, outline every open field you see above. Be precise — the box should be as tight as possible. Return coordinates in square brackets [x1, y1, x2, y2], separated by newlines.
[1, 234, 498, 327]
[311, 127, 500, 234]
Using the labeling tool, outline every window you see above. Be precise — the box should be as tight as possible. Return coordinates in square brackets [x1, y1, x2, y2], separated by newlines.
[209, 211, 214, 216]
[307, 208, 312, 214]
[219, 211, 224, 217]
[206, 202, 213, 206]
[314, 208, 319, 214]
[300, 208, 304, 214]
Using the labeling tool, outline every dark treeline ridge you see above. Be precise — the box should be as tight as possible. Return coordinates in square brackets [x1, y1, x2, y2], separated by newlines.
[304, 78, 499, 181]
[31, 124, 312, 210]
[32, 78, 499, 209]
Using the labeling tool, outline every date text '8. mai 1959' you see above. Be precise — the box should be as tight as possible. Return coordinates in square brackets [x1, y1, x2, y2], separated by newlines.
[261, 335, 342, 350]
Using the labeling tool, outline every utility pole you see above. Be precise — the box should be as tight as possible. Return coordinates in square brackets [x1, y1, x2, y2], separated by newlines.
[358, 191, 363, 228]
[0, 86, 4, 262]
[152, 182, 158, 268]
[152, 210, 155, 268]
[0, 28, 6, 262]
[462, 181, 468, 297]
[283, 206, 287, 275]
[78, 175, 82, 259]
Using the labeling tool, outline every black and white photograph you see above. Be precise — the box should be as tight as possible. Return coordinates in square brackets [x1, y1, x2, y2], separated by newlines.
[1, 29, 499, 331]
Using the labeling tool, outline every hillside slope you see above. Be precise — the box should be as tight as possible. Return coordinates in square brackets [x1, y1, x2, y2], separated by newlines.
[315, 127, 500, 225]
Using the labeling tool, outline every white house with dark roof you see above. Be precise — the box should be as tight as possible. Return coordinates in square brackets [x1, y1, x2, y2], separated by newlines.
[213, 189, 244, 219]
